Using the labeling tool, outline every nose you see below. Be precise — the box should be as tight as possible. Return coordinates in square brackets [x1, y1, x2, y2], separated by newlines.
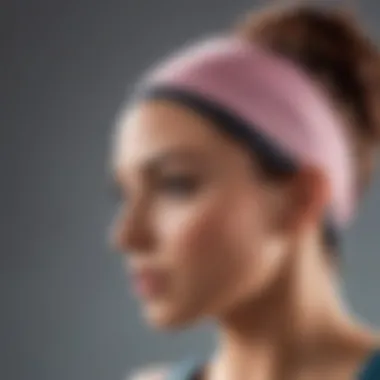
[109, 203, 154, 254]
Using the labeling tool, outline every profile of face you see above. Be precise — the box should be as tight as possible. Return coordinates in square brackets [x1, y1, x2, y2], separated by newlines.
[109, 100, 318, 329]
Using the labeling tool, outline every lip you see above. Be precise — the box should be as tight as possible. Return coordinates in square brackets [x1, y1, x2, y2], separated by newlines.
[131, 268, 167, 298]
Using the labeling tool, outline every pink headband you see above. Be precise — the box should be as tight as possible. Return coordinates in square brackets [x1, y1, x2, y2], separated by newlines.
[138, 35, 355, 229]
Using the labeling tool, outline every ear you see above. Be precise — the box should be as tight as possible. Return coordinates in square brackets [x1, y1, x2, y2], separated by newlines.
[280, 166, 331, 235]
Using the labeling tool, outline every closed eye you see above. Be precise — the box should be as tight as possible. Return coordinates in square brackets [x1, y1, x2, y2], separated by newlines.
[158, 175, 201, 197]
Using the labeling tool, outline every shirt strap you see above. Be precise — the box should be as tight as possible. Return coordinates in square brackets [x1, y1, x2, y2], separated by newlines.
[358, 349, 380, 379]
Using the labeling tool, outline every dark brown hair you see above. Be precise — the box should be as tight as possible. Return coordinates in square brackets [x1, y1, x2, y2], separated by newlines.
[234, 4, 380, 195]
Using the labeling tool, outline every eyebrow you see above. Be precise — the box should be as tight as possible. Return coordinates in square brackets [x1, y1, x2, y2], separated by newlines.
[141, 147, 211, 172]
[110, 147, 211, 185]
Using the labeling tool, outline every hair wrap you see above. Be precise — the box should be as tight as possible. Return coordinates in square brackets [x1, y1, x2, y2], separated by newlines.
[135, 35, 355, 231]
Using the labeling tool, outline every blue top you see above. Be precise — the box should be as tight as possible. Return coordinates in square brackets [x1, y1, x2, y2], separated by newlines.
[359, 350, 380, 379]
[167, 350, 380, 380]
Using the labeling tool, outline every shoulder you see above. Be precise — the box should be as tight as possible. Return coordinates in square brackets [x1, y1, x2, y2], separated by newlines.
[127, 364, 170, 380]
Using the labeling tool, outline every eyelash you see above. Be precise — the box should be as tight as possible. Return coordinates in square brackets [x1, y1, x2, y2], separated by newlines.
[158, 175, 200, 197]
[108, 175, 200, 205]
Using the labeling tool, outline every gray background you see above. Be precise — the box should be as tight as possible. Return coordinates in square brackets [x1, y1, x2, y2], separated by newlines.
[1, 1, 380, 380]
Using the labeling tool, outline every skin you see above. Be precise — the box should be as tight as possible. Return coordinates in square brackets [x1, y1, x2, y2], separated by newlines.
[109, 100, 378, 380]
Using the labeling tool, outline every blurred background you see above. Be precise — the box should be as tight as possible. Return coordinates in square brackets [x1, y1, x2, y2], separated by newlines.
[1, 1, 380, 380]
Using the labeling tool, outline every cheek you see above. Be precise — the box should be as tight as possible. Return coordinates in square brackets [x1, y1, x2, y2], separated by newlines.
[142, 196, 231, 325]
[154, 189, 271, 315]
[156, 191, 254, 266]
[154, 195, 231, 286]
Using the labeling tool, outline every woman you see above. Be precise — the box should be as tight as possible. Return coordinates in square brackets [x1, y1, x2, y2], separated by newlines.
[109, 4, 380, 380]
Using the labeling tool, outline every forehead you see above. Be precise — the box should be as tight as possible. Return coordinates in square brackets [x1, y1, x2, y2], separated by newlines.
[111, 100, 238, 171]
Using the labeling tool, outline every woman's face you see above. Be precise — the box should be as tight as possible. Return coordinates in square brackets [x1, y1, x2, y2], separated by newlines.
[110, 100, 293, 329]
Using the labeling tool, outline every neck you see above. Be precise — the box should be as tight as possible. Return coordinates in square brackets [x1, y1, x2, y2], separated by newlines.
[209, 243, 372, 380]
